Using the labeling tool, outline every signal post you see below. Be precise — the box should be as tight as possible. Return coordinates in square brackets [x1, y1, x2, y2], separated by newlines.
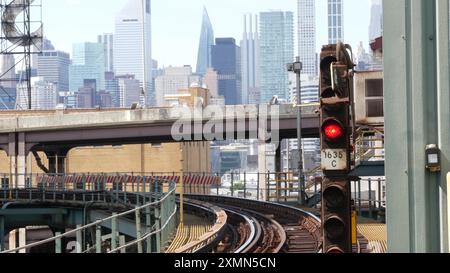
[319, 43, 354, 253]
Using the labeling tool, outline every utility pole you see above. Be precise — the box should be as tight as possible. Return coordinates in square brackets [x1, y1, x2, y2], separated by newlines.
[179, 146, 184, 228]
[288, 57, 306, 206]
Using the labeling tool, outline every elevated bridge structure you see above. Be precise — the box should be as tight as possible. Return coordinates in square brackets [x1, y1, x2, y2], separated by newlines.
[0, 105, 319, 186]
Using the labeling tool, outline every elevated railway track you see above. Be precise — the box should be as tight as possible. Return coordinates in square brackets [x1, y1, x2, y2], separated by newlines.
[0, 177, 370, 253]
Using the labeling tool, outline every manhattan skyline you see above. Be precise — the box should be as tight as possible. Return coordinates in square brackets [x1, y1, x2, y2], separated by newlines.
[45, 0, 370, 68]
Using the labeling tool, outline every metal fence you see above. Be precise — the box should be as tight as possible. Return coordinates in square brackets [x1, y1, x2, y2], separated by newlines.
[0, 173, 177, 253]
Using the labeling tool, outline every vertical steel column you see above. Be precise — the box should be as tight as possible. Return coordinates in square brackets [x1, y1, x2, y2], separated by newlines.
[55, 232, 61, 254]
[135, 208, 143, 253]
[385, 0, 441, 252]
[0, 216, 4, 251]
[155, 205, 161, 253]
[358, 180, 362, 216]
[111, 213, 117, 251]
[231, 173, 234, 197]
[369, 178, 373, 219]
[76, 225, 82, 253]
[257, 173, 260, 201]
[244, 172, 247, 199]
[145, 206, 152, 253]
[436, 0, 450, 253]
[96, 225, 102, 253]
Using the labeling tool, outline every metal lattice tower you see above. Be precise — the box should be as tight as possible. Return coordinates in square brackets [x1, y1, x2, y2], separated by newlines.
[0, 0, 42, 110]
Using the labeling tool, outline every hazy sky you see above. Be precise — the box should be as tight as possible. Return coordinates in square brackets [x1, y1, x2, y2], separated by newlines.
[43, 0, 372, 68]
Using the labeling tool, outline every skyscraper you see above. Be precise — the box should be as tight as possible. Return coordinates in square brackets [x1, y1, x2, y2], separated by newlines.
[0, 55, 16, 109]
[259, 11, 294, 102]
[328, 0, 344, 44]
[196, 7, 215, 75]
[69, 42, 105, 93]
[114, 0, 152, 105]
[0, 54, 16, 89]
[241, 14, 260, 104]
[117, 74, 141, 108]
[105, 72, 120, 107]
[298, 0, 317, 76]
[369, 0, 383, 41]
[203, 68, 219, 98]
[97, 33, 114, 72]
[16, 77, 57, 110]
[155, 66, 201, 107]
[211, 38, 241, 105]
[37, 50, 70, 92]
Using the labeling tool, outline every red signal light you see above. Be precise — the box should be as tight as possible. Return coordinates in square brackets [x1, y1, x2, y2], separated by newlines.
[322, 120, 345, 141]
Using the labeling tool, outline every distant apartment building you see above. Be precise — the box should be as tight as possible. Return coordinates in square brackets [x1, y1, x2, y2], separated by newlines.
[97, 33, 114, 73]
[16, 77, 57, 110]
[105, 72, 120, 108]
[241, 14, 260, 104]
[259, 11, 294, 102]
[288, 74, 319, 104]
[114, 0, 152, 105]
[211, 38, 241, 105]
[328, 0, 344, 44]
[298, 0, 317, 76]
[117, 74, 141, 108]
[154, 66, 201, 107]
[0, 55, 16, 109]
[69, 42, 105, 93]
[37, 50, 70, 92]
[202, 68, 219, 98]
[369, 0, 383, 41]
[77, 87, 95, 109]
[97, 91, 113, 108]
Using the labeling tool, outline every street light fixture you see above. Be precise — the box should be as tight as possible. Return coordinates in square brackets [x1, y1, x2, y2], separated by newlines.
[287, 57, 306, 206]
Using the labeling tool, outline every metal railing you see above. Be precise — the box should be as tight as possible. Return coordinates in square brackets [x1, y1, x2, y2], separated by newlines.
[0, 173, 177, 253]
[172, 200, 228, 254]
[351, 177, 386, 220]
[355, 128, 385, 163]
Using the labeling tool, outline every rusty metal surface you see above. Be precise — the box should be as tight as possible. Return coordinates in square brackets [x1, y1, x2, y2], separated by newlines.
[185, 195, 322, 253]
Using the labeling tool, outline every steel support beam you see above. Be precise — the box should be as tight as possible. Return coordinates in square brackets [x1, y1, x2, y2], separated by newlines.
[384, 0, 443, 253]
[436, 0, 450, 253]
[0, 216, 4, 251]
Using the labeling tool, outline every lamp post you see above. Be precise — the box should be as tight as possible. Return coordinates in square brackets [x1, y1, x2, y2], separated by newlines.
[287, 57, 306, 206]
[180, 146, 184, 227]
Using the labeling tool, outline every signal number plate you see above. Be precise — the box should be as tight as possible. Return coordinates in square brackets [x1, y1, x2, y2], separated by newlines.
[322, 149, 348, 171]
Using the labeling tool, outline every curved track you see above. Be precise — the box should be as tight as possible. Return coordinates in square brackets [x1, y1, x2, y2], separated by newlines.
[1, 189, 324, 253]
[182, 195, 322, 254]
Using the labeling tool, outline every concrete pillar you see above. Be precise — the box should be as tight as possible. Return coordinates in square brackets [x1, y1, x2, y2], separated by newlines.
[8, 230, 16, 251]
[258, 143, 267, 201]
[17, 133, 27, 188]
[8, 133, 27, 188]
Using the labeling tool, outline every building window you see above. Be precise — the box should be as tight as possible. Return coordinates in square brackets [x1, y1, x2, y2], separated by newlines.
[365, 79, 384, 118]
[366, 79, 384, 97]
[1, 178, 9, 189]
[366, 99, 384, 117]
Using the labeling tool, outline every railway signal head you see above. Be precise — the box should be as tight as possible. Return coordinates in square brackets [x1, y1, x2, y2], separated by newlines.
[319, 44, 351, 173]
[322, 178, 352, 253]
[319, 43, 353, 254]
